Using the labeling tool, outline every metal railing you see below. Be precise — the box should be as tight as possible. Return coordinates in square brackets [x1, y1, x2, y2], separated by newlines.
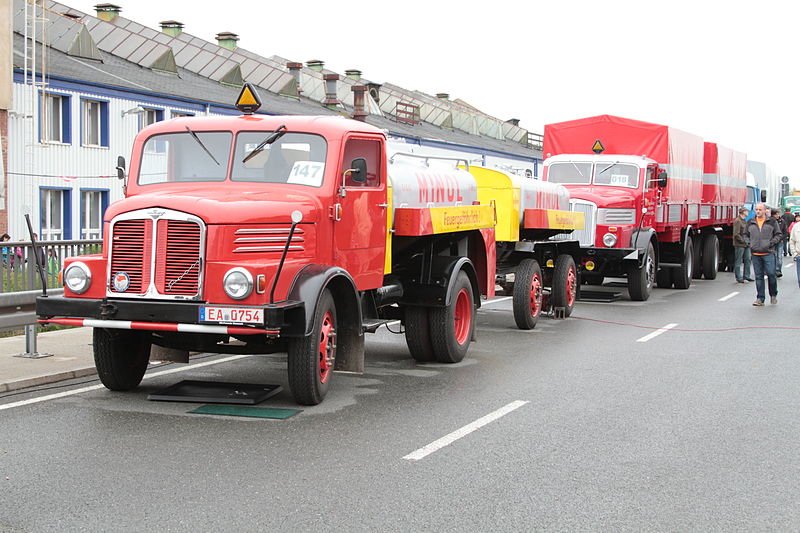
[1, 239, 102, 294]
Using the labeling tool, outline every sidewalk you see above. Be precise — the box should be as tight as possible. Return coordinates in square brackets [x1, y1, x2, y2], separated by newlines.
[0, 327, 96, 392]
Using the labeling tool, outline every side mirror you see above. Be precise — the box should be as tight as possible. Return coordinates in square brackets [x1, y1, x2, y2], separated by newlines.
[658, 171, 668, 188]
[760, 190, 768, 202]
[116, 156, 126, 180]
[345, 157, 367, 184]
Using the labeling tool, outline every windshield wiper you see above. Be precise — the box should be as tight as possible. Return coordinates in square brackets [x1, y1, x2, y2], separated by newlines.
[569, 160, 586, 179]
[242, 125, 287, 164]
[185, 126, 220, 166]
[597, 161, 619, 175]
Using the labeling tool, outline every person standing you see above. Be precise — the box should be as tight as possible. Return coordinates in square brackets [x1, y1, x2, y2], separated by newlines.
[771, 208, 786, 277]
[781, 208, 795, 255]
[790, 215, 800, 289]
[747, 203, 782, 305]
[732, 207, 752, 283]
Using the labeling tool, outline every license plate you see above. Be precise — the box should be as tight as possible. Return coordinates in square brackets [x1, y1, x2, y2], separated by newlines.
[199, 306, 264, 325]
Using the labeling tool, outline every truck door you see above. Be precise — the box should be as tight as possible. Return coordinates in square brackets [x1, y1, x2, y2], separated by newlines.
[644, 164, 659, 228]
[333, 136, 387, 289]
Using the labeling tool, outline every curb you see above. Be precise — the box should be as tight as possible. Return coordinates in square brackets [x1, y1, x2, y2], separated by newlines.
[0, 366, 97, 393]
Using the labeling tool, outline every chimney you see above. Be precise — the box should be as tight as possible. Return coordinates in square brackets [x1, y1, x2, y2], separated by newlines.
[506, 118, 520, 126]
[436, 93, 450, 100]
[94, 3, 121, 22]
[215, 32, 239, 51]
[323, 74, 339, 110]
[306, 59, 324, 72]
[345, 69, 362, 81]
[287, 62, 303, 95]
[160, 20, 184, 37]
[352, 85, 368, 122]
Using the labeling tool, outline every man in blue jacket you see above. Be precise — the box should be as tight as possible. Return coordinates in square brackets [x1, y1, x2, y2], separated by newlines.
[746, 203, 783, 305]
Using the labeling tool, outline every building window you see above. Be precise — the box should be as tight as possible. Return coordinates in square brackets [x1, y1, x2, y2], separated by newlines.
[80, 189, 108, 239]
[140, 107, 164, 130]
[41, 93, 71, 143]
[81, 98, 109, 147]
[171, 110, 194, 118]
[40, 188, 72, 240]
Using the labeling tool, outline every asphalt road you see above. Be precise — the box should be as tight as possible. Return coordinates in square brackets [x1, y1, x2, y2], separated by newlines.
[1, 265, 799, 532]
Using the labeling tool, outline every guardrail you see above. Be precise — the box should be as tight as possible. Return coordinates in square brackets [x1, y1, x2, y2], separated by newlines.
[1, 239, 102, 294]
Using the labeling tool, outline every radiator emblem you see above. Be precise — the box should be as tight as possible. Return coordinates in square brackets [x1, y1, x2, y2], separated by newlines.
[147, 208, 166, 219]
[113, 271, 130, 292]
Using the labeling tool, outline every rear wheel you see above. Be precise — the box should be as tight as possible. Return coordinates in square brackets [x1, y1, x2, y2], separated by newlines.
[655, 267, 673, 288]
[702, 233, 719, 280]
[512, 258, 543, 330]
[673, 237, 694, 290]
[93, 328, 151, 391]
[691, 236, 704, 279]
[552, 255, 578, 316]
[430, 271, 475, 363]
[288, 289, 337, 405]
[627, 244, 655, 301]
[404, 306, 435, 362]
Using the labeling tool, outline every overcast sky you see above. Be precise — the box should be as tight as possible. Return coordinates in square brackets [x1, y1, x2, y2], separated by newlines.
[70, 0, 799, 188]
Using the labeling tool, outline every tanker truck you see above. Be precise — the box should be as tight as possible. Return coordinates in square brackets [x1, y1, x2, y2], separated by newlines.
[36, 84, 582, 405]
[542, 115, 746, 300]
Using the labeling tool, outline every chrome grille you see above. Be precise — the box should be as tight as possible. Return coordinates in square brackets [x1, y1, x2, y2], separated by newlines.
[597, 208, 636, 225]
[155, 220, 201, 295]
[233, 227, 305, 253]
[556, 200, 596, 247]
[109, 219, 151, 294]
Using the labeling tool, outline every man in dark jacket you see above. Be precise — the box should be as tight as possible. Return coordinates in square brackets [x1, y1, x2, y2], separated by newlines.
[771, 208, 787, 276]
[732, 207, 752, 282]
[747, 203, 782, 305]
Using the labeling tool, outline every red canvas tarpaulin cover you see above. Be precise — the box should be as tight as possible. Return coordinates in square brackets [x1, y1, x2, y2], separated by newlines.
[543, 115, 704, 203]
[703, 142, 747, 205]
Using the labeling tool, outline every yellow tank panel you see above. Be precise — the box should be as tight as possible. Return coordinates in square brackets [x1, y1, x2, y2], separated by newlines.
[467, 166, 520, 242]
[385, 178, 393, 274]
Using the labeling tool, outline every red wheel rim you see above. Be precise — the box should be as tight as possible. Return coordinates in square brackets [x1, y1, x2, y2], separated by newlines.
[566, 266, 577, 307]
[318, 310, 336, 383]
[453, 288, 472, 345]
[530, 272, 542, 317]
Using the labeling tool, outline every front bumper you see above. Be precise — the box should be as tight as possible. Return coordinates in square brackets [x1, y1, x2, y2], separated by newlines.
[580, 247, 640, 276]
[36, 295, 305, 337]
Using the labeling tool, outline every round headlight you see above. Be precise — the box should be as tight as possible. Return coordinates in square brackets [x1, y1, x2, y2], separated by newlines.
[602, 233, 618, 247]
[223, 268, 253, 300]
[64, 262, 91, 294]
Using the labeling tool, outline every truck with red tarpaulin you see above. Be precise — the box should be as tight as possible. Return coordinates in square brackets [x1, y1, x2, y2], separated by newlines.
[542, 114, 746, 300]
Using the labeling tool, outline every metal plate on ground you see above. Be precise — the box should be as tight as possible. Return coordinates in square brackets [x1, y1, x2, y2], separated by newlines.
[578, 290, 622, 303]
[147, 380, 282, 405]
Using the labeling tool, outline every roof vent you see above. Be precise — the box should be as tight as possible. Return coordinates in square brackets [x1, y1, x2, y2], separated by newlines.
[506, 118, 520, 126]
[160, 20, 184, 37]
[216, 32, 239, 51]
[286, 62, 303, 95]
[345, 69, 362, 81]
[306, 59, 324, 72]
[436, 93, 450, 100]
[94, 3, 121, 22]
[352, 85, 368, 122]
[323, 74, 339, 110]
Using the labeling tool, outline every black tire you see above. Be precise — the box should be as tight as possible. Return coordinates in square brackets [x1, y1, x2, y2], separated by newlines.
[404, 306, 435, 362]
[691, 236, 703, 279]
[512, 258, 543, 330]
[93, 328, 151, 391]
[430, 271, 475, 363]
[655, 267, 673, 288]
[288, 289, 337, 405]
[552, 255, 578, 316]
[702, 234, 719, 280]
[673, 236, 694, 290]
[627, 243, 655, 301]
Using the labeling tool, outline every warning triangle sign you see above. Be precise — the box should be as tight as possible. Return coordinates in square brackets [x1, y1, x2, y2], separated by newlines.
[592, 140, 604, 154]
[236, 83, 262, 114]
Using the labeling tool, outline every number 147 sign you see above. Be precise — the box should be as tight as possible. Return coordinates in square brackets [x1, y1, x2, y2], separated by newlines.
[288, 161, 325, 186]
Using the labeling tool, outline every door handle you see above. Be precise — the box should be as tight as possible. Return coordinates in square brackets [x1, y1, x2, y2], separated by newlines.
[377, 203, 389, 208]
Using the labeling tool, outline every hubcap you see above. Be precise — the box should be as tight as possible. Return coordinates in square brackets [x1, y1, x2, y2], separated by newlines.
[566, 266, 577, 307]
[530, 272, 542, 317]
[645, 253, 655, 289]
[318, 311, 336, 383]
[453, 289, 472, 345]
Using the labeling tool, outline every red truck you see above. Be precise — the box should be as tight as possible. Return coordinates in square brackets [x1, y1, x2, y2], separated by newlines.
[543, 115, 746, 300]
[37, 85, 503, 405]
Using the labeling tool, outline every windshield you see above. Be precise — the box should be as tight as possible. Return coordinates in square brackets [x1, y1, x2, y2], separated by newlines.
[547, 162, 591, 184]
[784, 197, 800, 207]
[231, 132, 327, 186]
[547, 161, 639, 188]
[138, 131, 231, 184]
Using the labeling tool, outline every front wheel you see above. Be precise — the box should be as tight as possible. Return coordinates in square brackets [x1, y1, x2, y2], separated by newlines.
[288, 289, 337, 405]
[430, 271, 475, 363]
[93, 328, 151, 391]
[552, 255, 578, 316]
[512, 258, 543, 330]
[627, 243, 655, 301]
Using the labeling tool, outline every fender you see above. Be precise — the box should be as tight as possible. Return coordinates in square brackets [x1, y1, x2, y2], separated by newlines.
[286, 264, 361, 337]
[630, 228, 657, 267]
[399, 256, 480, 308]
[682, 225, 695, 254]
